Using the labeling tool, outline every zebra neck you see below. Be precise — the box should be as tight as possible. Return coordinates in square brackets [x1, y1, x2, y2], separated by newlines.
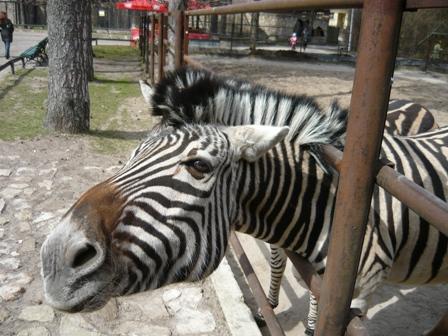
[234, 142, 338, 262]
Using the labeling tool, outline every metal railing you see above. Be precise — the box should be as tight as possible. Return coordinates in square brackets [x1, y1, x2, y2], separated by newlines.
[140, 1, 448, 335]
[0, 57, 25, 74]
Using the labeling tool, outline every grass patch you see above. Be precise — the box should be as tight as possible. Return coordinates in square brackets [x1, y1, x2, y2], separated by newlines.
[88, 75, 144, 154]
[93, 45, 140, 60]
[0, 68, 49, 140]
[0, 45, 146, 154]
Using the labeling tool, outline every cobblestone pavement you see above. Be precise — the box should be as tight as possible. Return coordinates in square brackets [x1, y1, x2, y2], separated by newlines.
[0, 135, 232, 336]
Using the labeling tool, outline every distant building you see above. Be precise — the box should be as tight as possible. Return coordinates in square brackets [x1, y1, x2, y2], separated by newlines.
[329, 9, 362, 51]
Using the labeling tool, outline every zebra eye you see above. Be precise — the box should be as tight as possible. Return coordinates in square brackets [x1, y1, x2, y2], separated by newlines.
[190, 159, 212, 173]
[183, 159, 213, 178]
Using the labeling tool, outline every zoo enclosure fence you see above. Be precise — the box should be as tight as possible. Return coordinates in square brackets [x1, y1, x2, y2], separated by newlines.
[141, 1, 448, 335]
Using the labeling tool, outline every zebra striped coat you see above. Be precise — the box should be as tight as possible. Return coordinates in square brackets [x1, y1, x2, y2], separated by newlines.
[265, 98, 441, 333]
[40, 68, 448, 325]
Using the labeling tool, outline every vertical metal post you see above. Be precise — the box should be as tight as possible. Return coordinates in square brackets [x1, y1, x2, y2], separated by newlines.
[315, 1, 404, 335]
[230, 233, 285, 336]
[144, 15, 149, 74]
[150, 14, 156, 85]
[174, 11, 185, 68]
[249, 12, 258, 52]
[230, 14, 236, 52]
[158, 13, 165, 81]
[184, 14, 189, 57]
[139, 15, 144, 56]
[423, 35, 433, 72]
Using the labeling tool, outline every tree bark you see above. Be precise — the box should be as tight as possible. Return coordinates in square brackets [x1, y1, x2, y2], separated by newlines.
[83, 1, 94, 81]
[45, 0, 90, 133]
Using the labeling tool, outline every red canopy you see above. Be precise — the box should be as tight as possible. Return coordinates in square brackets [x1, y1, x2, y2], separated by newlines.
[115, 0, 210, 12]
[187, 0, 211, 10]
[115, 0, 168, 12]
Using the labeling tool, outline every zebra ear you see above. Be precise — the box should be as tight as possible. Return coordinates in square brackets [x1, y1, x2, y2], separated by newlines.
[223, 125, 289, 162]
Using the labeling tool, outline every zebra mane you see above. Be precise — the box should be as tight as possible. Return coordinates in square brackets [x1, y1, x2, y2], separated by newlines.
[151, 67, 347, 148]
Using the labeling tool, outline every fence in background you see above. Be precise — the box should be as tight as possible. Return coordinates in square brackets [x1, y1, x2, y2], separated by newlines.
[140, 1, 448, 335]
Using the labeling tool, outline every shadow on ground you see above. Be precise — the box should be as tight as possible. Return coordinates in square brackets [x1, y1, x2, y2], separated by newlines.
[89, 129, 149, 141]
[0, 68, 35, 101]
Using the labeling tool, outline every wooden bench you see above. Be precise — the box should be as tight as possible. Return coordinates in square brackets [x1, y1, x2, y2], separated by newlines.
[20, 37, 48, 65]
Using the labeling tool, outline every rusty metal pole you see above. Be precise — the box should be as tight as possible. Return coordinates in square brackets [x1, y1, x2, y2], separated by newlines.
[230, 233, 285, 336]
[158, 13, 165, 81]
[150, 15, 156, 85]
[174, 11, 185, 68]
[145, 15, 150, 75]
[184, 15, 189, 56]
[285, 251, 368, 336]
[315, 1, 405, 335]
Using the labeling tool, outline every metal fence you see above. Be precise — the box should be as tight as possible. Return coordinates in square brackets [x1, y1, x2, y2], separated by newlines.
[138, 1, 448, 335]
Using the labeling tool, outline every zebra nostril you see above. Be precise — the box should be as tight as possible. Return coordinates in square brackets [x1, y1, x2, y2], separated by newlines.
[70, 243, 98, 269]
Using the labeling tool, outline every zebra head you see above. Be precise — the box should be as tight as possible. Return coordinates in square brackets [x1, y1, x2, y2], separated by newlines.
[41, 123, 288, 312]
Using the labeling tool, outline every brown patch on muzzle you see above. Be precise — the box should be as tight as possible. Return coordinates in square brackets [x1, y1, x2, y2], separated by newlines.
[69, 181, 126, 241]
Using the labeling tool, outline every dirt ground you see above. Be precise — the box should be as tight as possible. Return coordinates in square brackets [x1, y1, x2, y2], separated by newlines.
[1, 54, 447, 336]
[193, 55, 448, 125]
[190, 55, 448, 336]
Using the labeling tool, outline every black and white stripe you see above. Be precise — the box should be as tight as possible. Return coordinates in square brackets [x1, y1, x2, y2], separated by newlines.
[265, 98, 441, 329]
[120, 68, 447, 332]
[385, 99, 438, 136]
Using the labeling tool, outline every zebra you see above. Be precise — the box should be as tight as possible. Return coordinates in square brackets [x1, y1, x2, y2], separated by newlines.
[385, 99, 439, 136]
[40, 68, 448, 335]
[140, 76, 442, 331]
[266, 98, 440, 333]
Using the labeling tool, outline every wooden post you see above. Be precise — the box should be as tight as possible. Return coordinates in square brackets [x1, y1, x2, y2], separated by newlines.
[167, 0, 187, 71]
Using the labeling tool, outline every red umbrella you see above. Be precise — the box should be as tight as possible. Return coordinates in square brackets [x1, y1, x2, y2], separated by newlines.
[187, 0, 211, 10]
[115, 0, 168, 13]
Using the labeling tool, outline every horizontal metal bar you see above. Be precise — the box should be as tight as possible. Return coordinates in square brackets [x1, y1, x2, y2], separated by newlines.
[230, 232, 285, 336]
[376, 162, 448, 236]
[0, 57, 23, 73]
[285, 251, 369, 336]
[186, 0, 447, 16]
[186, 0, 363, 16]
[321, 144, 448, 237]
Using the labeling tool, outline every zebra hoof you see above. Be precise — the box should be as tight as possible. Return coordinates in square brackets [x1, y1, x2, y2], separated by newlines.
[254, 310, 266, 327]
[304, 327, 315, 336]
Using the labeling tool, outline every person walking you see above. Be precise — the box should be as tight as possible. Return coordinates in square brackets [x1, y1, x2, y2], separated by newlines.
[0, 11, 14, 59]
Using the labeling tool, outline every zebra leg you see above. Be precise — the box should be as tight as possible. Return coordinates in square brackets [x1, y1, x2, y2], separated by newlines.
[267, 246, 288, 308]
[305, 293, 318, 335]
[255, 246, 287, 323]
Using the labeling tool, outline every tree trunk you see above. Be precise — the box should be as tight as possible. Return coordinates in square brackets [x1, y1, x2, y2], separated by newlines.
[45, 0, 90, 133]
[83, 1, 94, 81]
